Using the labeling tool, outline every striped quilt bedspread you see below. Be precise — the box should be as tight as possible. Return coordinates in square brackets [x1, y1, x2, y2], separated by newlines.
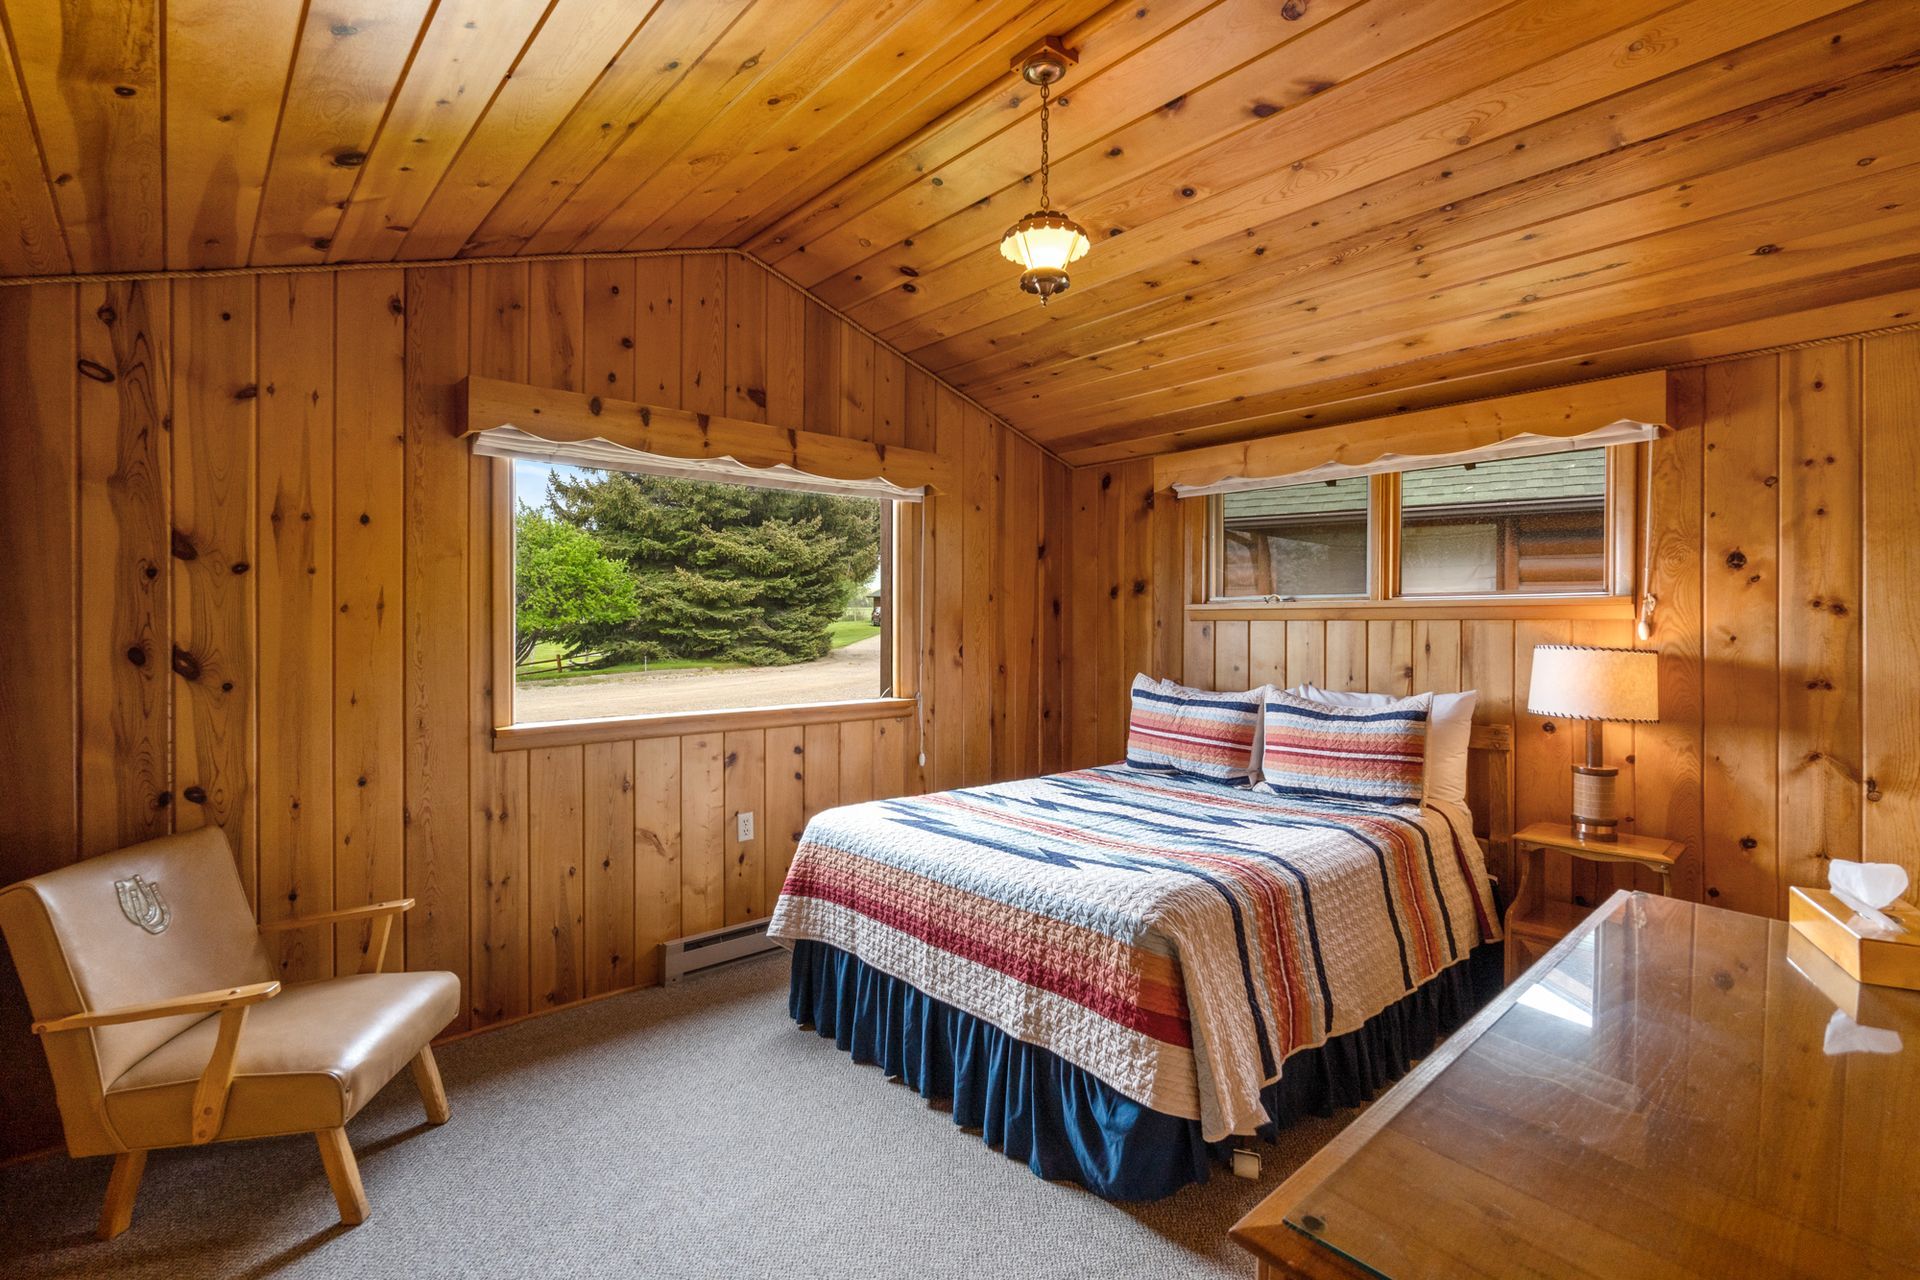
[767, 766, 1500, 1142]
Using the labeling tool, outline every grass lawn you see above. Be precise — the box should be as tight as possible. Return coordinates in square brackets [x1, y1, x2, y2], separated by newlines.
[517, 621, 880, 683]
[827, 619, 880, 647]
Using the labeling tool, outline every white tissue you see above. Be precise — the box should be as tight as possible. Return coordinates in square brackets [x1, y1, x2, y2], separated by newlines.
[1824, 1009, 1903, 1056]
[1828, 860, 1911, 934]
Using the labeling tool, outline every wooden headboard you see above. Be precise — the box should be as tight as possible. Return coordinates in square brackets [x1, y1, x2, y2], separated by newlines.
[1465, 723, 1515, 893]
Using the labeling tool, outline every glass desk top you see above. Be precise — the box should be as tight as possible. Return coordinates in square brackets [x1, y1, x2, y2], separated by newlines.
[1239, 892, 1920, 1280]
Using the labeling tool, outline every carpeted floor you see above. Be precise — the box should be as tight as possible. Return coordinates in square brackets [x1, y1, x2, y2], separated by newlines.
[0, 952, 1362, 1279]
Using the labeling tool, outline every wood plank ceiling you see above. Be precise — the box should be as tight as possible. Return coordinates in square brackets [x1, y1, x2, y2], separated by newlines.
[0, 0, 1914, 462]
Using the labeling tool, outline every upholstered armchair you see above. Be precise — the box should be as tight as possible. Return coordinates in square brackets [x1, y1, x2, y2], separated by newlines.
[0, 827, 460, 1238]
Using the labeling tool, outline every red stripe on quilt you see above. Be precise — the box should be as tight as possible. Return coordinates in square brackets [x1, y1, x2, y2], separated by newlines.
[782, 857, 1194, 1049]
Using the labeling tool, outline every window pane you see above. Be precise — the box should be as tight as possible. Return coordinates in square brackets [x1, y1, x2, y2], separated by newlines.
[511, 460, 888, 723]
[1219, 478, 1369, 598]
[1399, 450, 1606, 596]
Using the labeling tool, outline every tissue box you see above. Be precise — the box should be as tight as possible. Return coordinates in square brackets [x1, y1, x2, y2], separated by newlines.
[1788, 886, 1920, 992]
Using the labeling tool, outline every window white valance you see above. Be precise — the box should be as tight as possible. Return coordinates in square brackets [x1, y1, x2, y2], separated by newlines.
[1171, 418, 1662, 498]
[470, 425, 926, 501]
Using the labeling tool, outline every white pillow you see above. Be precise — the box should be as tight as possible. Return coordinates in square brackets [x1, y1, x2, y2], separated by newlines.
[1285, 683, 1478, 807]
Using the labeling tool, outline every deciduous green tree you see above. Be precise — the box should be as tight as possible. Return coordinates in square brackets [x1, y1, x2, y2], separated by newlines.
[513, 509, 641, 662]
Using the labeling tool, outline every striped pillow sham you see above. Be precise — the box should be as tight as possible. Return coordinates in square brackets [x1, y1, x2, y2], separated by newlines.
[1260, 689, 1432, 806]
[1124, 675, 1266, 782]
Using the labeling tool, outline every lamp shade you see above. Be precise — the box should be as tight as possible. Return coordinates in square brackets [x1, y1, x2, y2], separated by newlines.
[999, 211, 1090, 272]
[1526, 645, 1659, 723]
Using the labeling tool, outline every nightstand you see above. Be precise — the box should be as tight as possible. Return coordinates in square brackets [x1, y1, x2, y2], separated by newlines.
[1504, 821, 1684, 981]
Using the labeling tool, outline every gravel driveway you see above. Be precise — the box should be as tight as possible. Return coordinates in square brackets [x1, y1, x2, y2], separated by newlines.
[514, 635, 883, 721]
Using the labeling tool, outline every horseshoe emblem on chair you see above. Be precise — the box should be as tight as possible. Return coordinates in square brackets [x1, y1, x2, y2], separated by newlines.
[114, 876, 171, 935]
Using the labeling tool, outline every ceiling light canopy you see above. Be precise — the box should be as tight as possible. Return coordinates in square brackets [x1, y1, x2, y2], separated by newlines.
[1000, 38, 1087, 305]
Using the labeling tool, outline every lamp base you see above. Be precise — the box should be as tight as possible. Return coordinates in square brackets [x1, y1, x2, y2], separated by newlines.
[1571, 764, 1619, 842]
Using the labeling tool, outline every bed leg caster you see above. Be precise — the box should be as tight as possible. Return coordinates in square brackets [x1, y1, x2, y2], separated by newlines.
[1232, 1147, 1262, 1180]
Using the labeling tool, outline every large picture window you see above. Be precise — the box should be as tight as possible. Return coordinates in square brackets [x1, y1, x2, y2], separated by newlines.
[1209, 446, 1633, 604]
[508, 459, 896, 725]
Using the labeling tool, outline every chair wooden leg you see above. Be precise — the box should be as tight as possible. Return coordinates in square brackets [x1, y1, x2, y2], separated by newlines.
[98, 1150, 146, 1241]
[315, 1128, 369, 1226]
[410, 1045, 450, 1125]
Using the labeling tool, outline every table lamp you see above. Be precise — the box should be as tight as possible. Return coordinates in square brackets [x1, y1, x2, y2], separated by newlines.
[1526, 645, 1659, 842]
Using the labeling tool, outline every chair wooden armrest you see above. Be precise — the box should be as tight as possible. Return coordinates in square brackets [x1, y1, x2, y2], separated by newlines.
[257, 898, 414, 931]
[259, 898, 413, 974]
[30, 981, 282, 1035]
[35, 981, 282, 1146]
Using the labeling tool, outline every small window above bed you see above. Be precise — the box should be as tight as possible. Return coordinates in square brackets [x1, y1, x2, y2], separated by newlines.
[1219, 476, 1370, 600]
[1207, 446, 1637, 605]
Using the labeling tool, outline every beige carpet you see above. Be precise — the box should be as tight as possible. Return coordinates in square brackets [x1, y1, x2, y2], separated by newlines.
[0, 952, 1360, 1279]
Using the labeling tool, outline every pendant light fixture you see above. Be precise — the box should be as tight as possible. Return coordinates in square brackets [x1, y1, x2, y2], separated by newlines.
[1000, 37, 1088, 305]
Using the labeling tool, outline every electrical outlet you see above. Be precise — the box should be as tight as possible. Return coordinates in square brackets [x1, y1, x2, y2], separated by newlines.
[736, 810, 755, 842]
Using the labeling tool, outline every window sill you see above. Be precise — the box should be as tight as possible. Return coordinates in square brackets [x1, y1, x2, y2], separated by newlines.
[494, 696, 918, 751]
[1190, 596, 1636, 622]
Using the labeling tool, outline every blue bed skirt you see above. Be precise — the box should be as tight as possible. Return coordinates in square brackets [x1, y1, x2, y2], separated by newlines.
[788, 939, 1503, 1201]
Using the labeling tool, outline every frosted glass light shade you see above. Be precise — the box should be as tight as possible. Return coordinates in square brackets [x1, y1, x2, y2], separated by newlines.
[1527, 645, 1659, 723]
[999, 211, 1090, 271]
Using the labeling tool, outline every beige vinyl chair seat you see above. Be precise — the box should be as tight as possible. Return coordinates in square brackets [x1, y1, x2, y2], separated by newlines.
[105, 971, 460, 1148]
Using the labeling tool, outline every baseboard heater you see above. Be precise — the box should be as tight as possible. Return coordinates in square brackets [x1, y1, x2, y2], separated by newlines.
[662, 917, 781, 984]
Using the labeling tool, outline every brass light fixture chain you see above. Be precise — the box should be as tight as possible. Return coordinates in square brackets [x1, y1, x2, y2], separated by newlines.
[998, 37, 1087, 305]
[1038, 80, 1050, 210]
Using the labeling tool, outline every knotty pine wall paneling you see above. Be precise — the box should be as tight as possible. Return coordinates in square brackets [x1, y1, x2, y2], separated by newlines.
[0, 252, 1066, 1161]
[1060, 338, 1920, 921]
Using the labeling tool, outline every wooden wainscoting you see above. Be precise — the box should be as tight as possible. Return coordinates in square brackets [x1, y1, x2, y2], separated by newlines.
[0, 253, 1069, 1161]
[1061, 333, 1920, 921]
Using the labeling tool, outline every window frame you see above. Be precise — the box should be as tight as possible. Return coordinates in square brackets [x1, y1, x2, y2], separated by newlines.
[488, 457, 918, 750]
[1201, 444, 1640, 617]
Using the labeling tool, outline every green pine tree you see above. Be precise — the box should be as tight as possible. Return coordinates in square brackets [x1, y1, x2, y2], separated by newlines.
[536, 470, 879, 666]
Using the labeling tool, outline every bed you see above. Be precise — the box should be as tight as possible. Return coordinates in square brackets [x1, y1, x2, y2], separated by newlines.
[766, 730, 1511, 1201]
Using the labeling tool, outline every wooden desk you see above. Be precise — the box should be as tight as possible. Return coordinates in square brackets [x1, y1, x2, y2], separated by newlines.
[1232, 892, 1920, 1279]
[1506, 822, 1683, 981]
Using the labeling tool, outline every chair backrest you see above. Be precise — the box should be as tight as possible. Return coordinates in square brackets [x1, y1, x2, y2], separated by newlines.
[0, 827, 272, 1153]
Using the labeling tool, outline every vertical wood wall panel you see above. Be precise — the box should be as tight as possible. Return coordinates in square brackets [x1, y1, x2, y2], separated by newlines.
[764, 278, 806, 428]
[1, 284, 78, 872]
[529, 259, 584, 393]
[0, 282, 77, 1158]
[680, 254, 727, 415]
[1777, 345, 1862, 911]
[76, 281, 171, 858]
[764, 725, 806, 905]
[468, 264, 529, 1023]
[583, 739, 636, 996]
[725, 255, 767, 423]
[723, 729, 766, 925]
[1637, 370, 1707, 904]
[256, 273, 335, 979]
[402, 266, 472, 1026]
[678, 733, 726, 937]
[1861, 332, 1920, 900]
[1700, 357, 1781, 916]
[332, 270, 407, 972]
[632, 257, 682, 404]
[171, 276, 257, 901]
[528, 744, 585, 1008]
[928, 389, 968, 788]
[632, 737, 681, 988]
[1513, 621, 1575, 904]
[584, 257, 636, 400]
[962, 408, 997, 784]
